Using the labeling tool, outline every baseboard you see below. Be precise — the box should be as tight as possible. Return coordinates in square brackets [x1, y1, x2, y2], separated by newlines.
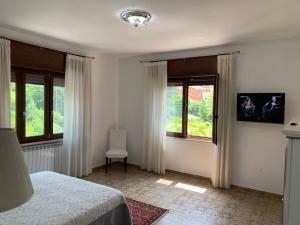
[165, 169, 282, 198]
[92, 164, 106, 171]
[231, 185, 283, 199]
[92, 161, 130, 171]
[92, 162, 283, 198]
[127, 162, 140, 168]
[165, 168, 211, 182]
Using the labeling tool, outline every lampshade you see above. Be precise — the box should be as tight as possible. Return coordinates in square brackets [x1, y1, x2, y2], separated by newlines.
[0, 128, 34, 212]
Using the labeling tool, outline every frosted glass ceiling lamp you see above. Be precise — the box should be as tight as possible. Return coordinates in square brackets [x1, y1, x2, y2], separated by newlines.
[121, 10, 151, 27]
[0, 128, 34, 212]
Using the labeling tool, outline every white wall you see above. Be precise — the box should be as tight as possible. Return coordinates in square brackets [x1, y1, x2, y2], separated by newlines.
[118, 37, 300, 194]
[231, 38, 300, 194]
[165, 138, 213, 178]
[91, 53, 119, 168]
[118, 57, 215, 178]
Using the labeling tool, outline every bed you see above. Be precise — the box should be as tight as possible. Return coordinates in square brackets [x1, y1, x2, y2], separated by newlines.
[0, 171, 132, 225]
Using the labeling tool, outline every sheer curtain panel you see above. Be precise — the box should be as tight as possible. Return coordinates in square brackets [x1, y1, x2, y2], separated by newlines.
[62, 54, 92, 177]
[141, 61, 167, 175]
[212, 54, 235, 188]
[0, 38, 11, 128]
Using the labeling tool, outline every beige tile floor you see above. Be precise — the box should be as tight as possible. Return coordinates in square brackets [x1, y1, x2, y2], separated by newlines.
[85, 163, 282, 225]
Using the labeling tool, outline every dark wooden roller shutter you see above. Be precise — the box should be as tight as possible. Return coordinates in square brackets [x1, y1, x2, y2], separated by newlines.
[167, 55, 217, 78]
[11, 40, 66, 74]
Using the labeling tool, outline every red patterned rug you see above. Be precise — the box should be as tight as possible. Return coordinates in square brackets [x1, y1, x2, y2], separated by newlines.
[126, 198, 168, 225]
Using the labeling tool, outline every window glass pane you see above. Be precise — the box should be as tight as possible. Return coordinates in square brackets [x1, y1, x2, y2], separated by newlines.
[167, 86, 183, 133]
[188, 85, 214, 138]
[53, 77, 64, 134]
[10, 82, 16, 129]
[25, 74, 45, 137]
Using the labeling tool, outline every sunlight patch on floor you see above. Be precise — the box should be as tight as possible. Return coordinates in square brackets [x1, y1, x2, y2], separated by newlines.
[175, 182, 207, 193]
[156, 178, 174, 185]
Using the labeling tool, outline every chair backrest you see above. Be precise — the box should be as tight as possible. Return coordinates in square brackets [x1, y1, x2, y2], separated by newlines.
[109, 129, 127, 149]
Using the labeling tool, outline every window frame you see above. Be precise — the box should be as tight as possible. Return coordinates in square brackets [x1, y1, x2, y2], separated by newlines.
[166, 75, 219, 143]
[166, 82, 185, 138]
[12, 67, 64, 144]
[50, 74, 65, 140]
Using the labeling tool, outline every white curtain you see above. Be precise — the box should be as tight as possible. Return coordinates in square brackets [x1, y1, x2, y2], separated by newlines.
[0, 38, 11, 128]
[212, 54, 235, 189]
[141, 61, 167, 175]
[62, 54, 92, 177]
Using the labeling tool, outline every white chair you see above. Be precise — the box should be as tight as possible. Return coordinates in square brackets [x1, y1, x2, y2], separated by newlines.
[105, 129, 128, 173]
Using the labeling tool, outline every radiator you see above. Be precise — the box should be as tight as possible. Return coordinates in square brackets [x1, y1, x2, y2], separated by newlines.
[22, 141, 63, 174]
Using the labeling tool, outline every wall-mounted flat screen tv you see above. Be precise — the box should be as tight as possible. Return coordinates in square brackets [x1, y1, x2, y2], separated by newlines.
[237, 93, 285, 124]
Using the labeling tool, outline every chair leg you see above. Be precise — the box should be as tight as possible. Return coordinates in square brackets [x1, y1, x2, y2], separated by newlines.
[109, 158, 112, 167]
[124, 157, 127, 172]
[106, 157, 108, 173]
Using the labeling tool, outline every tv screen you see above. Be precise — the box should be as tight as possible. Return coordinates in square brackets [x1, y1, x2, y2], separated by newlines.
[237, 93, 285, 124]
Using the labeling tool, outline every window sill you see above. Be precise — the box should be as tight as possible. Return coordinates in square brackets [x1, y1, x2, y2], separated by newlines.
[166, 135, 212, 143]
[21, 139, 63, 147]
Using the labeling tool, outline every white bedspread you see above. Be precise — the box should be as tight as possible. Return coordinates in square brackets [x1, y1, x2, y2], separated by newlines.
[0, 171, 128, 225]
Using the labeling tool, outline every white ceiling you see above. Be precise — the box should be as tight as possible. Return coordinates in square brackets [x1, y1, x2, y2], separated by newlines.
[0, 0, 300, 54]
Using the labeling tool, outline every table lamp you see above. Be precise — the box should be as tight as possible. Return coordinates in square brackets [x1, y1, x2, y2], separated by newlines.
[0, 128, 34, 212]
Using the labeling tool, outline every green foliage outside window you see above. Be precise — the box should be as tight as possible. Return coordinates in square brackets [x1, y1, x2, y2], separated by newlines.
[167, 85, 213, 138]
[25, 84, 45, 137]
[167, 86, 183, 133]
[188, 89, 213, 137]
[10, 82, 65, 137]
[53, 86, 64, 134]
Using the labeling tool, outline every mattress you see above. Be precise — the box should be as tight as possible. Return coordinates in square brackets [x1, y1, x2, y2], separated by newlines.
[0, 171, 132, 225]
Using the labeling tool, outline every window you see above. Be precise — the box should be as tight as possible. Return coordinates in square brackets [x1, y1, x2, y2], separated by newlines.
[167, 85, 183, 133]
[166, 76, 218, 142]
[188, 85, 214, 138]
[52, 76, 65, 135]
[11, 68, 65, 143]
[25, 74, 46, 137]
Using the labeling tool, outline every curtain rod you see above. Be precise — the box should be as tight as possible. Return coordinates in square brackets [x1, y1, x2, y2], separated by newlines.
[139, 51, 240, 63]
[0, 36, 95, 60]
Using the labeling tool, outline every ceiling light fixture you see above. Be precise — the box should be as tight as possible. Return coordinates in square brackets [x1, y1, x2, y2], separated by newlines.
[121, 10, 151, 27]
